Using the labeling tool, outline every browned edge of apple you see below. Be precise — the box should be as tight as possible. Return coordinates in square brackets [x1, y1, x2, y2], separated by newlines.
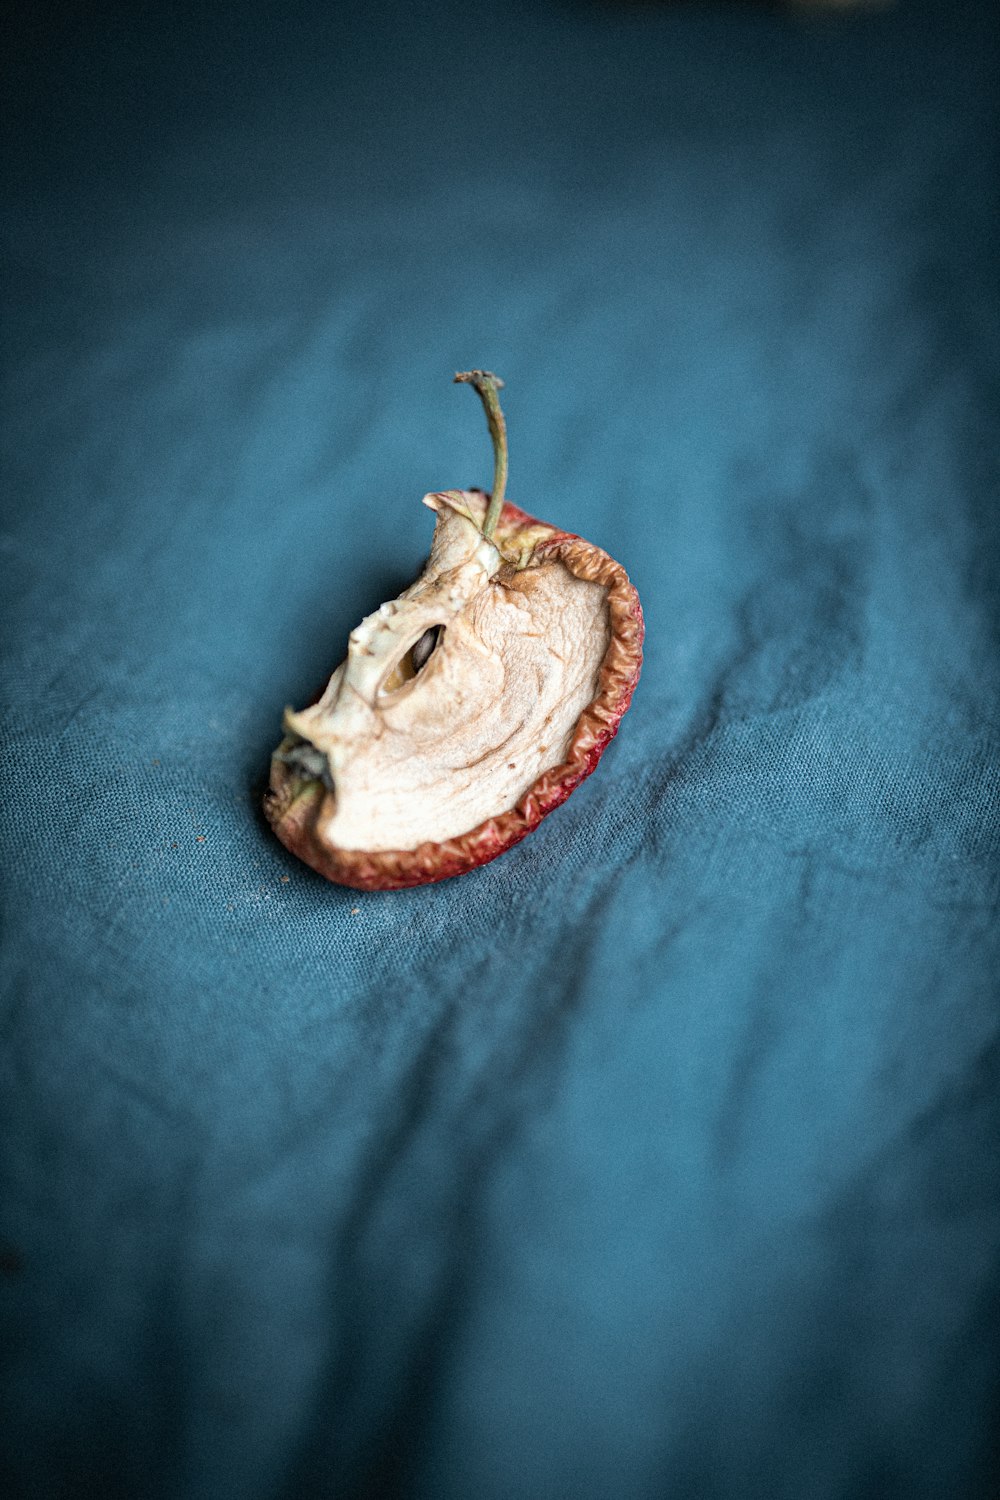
[263, 500, 644, 890]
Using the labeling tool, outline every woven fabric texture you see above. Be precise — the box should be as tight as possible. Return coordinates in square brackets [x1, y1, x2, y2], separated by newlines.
[2, 2, 998, 1497]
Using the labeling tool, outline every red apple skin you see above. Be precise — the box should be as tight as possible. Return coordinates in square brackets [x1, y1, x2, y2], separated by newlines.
[264, 499, 643, 890]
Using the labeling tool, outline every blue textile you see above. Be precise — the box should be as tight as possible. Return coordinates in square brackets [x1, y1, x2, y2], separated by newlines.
[2, 1, 998, 1496]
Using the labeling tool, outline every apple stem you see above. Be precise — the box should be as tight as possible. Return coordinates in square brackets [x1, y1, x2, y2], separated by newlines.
[454, 370, 508, 542]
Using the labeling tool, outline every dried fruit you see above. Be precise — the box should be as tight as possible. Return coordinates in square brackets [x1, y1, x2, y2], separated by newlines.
[264, 372, 643, 889]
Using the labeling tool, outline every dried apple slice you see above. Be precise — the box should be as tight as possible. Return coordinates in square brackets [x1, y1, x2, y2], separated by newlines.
[263, 372, 643, 889]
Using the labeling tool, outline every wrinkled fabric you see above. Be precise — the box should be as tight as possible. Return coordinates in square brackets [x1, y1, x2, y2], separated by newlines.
[1, 2, 998, 1497]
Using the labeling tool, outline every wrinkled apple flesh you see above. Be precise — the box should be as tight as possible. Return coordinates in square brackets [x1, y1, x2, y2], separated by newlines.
[265, 445, 644, 893]
[271, 488, 610, 852]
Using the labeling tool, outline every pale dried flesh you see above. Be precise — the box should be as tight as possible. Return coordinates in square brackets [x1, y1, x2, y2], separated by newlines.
[274, 490, 609, 851]
[264, 488, 643, 887]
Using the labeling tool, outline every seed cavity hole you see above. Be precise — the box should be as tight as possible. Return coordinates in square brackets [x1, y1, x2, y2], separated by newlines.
[380, 625, 444, 696]
[276, 737, 335, 791]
